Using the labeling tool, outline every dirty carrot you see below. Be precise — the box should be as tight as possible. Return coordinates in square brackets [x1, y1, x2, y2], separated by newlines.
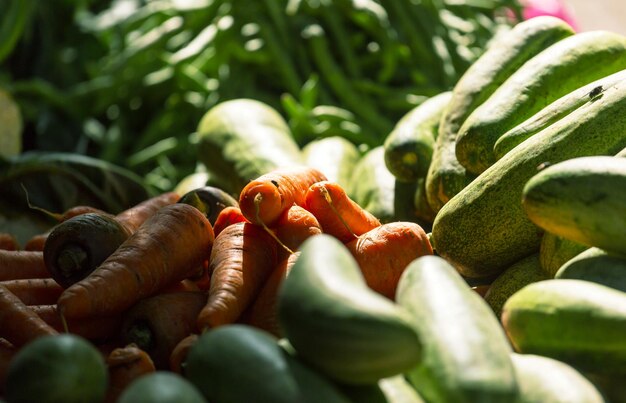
[345, 221, 433, 300]
[197, 221, 278, 331]
[1, 278, 63, 305]
[57, 203, 214, 320]
[274, 205, 322, 260]
[0, 234, 19, 251]
[305, 181, 381, 243]
[120, 291, 207, 369]
[169, 333, 198, 374]
[0, 284, 58, 347]
[0, 250, 50, 281]
[238, 166, 327, 228]
[212, 206, 248, 237]
[104, 344, 156, 403]
[241, 251, 300, 337]
[30, 304, 122, 342]
[115, 191, 180, 233]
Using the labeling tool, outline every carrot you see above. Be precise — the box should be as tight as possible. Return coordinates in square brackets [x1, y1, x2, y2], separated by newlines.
[212, 206, 248, 237]
[0, 338, 16, 394]
[169, 333, 198, 375]
[241, 251, 301, 337]
[115, 191, 180, 233]
[0, 233, 19, 251]
[273, 205, 322, 260]
[304, 181, 381, 243]
[1, 278, 64, 305]
[161, 279, 201, 294]
[0, 284, 58, 347]
[345, 221, 433, 300]
[197, 221, 278, 331]
[104, 344, 156, 403]
[57, 203, 214, 320]
[0, 250, 49, 281]
[120, 291, 207, 369]
[30, 304, 122, 342]
[238, 166, 327, 228]
[23, 233, 48, 251]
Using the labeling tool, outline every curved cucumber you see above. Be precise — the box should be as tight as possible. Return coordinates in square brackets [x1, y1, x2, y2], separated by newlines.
[277, 234, 422, 385]
[456, 30, 626, 174]
[555, 247, 626, 292]
[431, 79, 626, 278]
[383, 91, 452, 182]
[502, 279, 626, 375]
[494, 68, 626, 159]
[426, 16, 574, 212]
[396, 255, 518, 403]
[522, 156, 626, 257]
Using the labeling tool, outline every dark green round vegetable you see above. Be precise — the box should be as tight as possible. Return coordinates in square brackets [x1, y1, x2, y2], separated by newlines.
[118, 371, 206, 403]
[5, 334, 107, 403]
[177, 186, 238, 224]
[43, 213, 131, 288]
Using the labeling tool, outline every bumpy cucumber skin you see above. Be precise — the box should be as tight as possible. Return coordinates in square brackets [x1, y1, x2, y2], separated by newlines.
[538, 232, 588, 278]
[383, 91, 452, 182]
[494, 69, 626, 160]
[277, 234, 422, 385]
[396, 256, 518, 403]
[502, 279, 626, 375]
[456, 30, 626, 175]
[523, 156, 626, 257]
[425, 16, 574, 212]
[555, 247, 626, 292]
[196, 98, 303, 195]
[431, 81, 626, 279]
[511, 353, 605, 403]
[302, 136, 361, 191]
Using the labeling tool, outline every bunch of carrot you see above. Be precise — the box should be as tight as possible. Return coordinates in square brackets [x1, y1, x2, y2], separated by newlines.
[0, 165, 433, 397]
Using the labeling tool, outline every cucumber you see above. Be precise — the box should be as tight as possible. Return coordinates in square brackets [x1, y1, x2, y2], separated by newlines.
[555, 247, 626, 292]
[501, 279, 626, 375]
[339, 375, 426, 403]
[383, 91, 452, 182]
[539, 232, 588, 278]
[117, 372, 206, 403]
[196, 98, 303, 195]
[494, 68, 626, 159]
[456, 30, 626, 174]
[483, 253, 548, 318]
[426, 16, 574, 212]
[185, 324, 351, 403]
[412, 178, 435, 228]
[177, 185, 238, 225]
[431, 79, 626, 278]
[277, 234, 422, 384]
[523, 156, 626, 257]
[511, 353, 605, 403]
[396, 255, 518, 403]
[302, 136, 361, 191]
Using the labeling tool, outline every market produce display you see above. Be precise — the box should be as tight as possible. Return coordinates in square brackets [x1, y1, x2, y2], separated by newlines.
[2, 1, 626, 402]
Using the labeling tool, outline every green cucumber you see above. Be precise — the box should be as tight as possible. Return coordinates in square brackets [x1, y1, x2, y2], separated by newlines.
[302, 136, 361, 191]
[523, 156, 626, 257]
[383, 91, 452, 182]
[277, 234, 422, 385]
[555, 247, 626, 292]
[539, 232, 588, 278]
[185, 324, 351, 403]
[431, 79, 626, 278]
[483, 253, 548, 318]
[494, 68, 626, 159]
[511, 353, 605, 403]
[502, 279, 626, 375]
[426, 16, 574, 212]
[339, 375, 426, 403]
[196, 98, 303, 195]
[396, 255, 518, 403]
[456, 30, 626, 174]
[118, 372, 206, 403]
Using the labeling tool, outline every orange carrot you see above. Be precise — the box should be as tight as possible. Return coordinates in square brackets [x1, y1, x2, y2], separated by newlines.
[241, 251, 300, 337]
[238, 166, 327, 228]
[104, 344, 156, 403]
[120, 291, 207, 369]
[273, 205, 322, 260]
[305, 181, 381, 243]
[1, 278, 64, 305]
[0, 233, 19, 251]
[345, 221, 433, 300]
[57, 203, 214, 320]
[0, 284, 58, 347]
[169, 333, 198, 375]
[30, 304, 122, 342]
[0, 338, 16, 394]
[23, 233, 48, 251]
[0, 250, 49, 281]
[197, 222, 278, 331]
[115, 191, 180, 233]
[212, 206, 248, 237]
